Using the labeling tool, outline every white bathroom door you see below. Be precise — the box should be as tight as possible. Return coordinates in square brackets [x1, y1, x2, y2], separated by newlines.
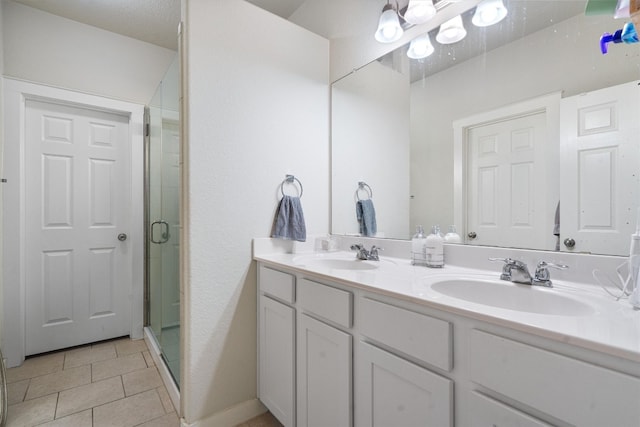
[24, 98, 132, 355]
[466, 112, 549, 249]
[560, 80, 640, 256]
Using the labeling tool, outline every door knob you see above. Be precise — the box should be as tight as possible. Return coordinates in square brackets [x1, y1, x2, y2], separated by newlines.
[118, 233, 127, 241]
[563, 238, 575, 248]
[468, 231, 477, 239]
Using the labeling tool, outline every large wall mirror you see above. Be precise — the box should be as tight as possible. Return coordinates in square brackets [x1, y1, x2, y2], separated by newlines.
[332, 0, 640, 256]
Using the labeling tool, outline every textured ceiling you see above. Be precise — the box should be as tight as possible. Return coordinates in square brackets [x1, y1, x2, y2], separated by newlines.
[11, 0, 181, 50]
[10, 0, 588, 72]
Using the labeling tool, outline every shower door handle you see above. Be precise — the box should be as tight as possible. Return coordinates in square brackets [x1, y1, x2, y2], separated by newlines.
[151, 220, 170, 244]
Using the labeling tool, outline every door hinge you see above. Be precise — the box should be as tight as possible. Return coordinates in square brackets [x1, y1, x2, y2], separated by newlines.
[145, 123, 150, 137]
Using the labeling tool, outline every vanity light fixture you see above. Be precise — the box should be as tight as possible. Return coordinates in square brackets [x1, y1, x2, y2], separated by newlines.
[375, 1, 404, 43]
[402, 0, 437, 25]
[435, 14, 467, 44]
[472, 0, 508, 27]
[407, 33, 435, 59]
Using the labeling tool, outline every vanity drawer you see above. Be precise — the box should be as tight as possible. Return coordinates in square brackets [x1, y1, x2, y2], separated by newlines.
[359, 297, 452, 371]
[298, 279, 352, 328]
[259, 265, 295, 304]
[469, 392, 552, 427]
[468, 329, 640, 427]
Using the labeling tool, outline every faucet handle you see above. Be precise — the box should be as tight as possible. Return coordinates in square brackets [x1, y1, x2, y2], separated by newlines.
[489, 257, 518, 265]
[369, 246, 383, 260]
[533, 261, 568, 287]
[489, 257, 517, 280]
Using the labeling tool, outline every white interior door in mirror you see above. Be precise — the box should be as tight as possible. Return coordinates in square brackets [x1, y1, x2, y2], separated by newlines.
[467, 112, 552, 250]
[560, 80, 640, 256]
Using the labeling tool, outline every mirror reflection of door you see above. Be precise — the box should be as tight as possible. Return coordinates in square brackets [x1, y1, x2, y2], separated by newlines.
[466, 111, 549, 249]
[560, 80, 640, 256]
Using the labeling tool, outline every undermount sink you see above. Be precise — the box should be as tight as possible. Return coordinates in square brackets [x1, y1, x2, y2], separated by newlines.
[293, 253, 388, 271]
[430, 278, 595, 316]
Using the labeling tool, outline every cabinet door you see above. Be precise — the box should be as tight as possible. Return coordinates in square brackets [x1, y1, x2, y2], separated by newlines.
[259, 295, 295, 427]
[298, 314, 352, 427]
[356, 342, 453, 427]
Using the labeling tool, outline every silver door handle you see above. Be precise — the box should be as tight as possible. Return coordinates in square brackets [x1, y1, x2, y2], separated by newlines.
[151, 220, 170, 244]
[117, 233, 128, 241]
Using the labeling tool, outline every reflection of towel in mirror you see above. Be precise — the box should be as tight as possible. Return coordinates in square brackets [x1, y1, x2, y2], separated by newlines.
[356, 199, 377, 237]
[553, 201, 560, 251]
[272, 195, 306, 242]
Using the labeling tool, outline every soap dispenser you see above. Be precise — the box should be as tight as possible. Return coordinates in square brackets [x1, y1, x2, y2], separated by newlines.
[444, 225, 462, 243]
[412, 226, 428, 266]
[425, 225, 444, 268]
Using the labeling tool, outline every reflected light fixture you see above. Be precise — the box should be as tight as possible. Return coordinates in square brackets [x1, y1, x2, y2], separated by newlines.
[375, 2, 404, 43]
[407, 33, 435, 59]
[472, 0, 508, 27]
[435, 15, 467, 44]
[403, 0, 436, 25]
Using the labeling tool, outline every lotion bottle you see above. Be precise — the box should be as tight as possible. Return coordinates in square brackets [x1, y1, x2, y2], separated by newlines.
[425, 226, 444, 268]
[444, 225, 462, 243]
[411, 226, 428, 266]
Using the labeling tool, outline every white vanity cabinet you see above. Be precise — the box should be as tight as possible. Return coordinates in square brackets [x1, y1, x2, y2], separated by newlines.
[257, 260, 640, 427]
[467, 329, 640, 427]
[356, 296, 454, 427]
[258, 265, 354, 427]
[297, 278, 353, 427]
[258, 266, 296, 426]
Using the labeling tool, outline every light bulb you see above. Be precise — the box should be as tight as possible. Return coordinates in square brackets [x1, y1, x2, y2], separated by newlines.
[436, 15, 466, 44]
[407, 33, 434, 59]
[375, 4, 404, 43]
[404, 0, 436, 25]
[472, 0, 508, 27]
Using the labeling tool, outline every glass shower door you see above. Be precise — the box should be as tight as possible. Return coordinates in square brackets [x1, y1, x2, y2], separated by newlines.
[147, 55, 180, 386]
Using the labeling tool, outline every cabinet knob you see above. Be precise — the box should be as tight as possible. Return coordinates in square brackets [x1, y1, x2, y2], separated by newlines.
[563, 238, 575, 248]
[467, 231, 477, 239]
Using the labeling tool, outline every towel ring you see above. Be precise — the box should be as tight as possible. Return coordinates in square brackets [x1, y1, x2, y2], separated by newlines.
[356, 181, 372, 200]
[280, 174, 303, 198]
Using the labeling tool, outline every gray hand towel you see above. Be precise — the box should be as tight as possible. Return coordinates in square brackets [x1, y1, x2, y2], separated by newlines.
[272, 195, 307, 242]
[553, 201, 560, 251]
[356, 199, 377, 237]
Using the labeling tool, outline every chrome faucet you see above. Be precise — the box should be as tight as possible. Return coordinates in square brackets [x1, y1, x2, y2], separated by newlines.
[350, 244, 383, 261]
[532, 261, 569, 287]
[490, 258, 532, 284]
[489, 258, 568, 287]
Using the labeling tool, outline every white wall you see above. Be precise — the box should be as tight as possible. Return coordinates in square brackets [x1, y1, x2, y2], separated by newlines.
[2, 1, 176, 104]
[410, 12, 640, 232]
[183, 0, 329, 424]
[332, 56, 411, 238]
[0, 0, 4, 348]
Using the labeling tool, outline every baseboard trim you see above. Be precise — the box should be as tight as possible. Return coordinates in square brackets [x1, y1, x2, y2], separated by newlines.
[185, 399, 267, 427]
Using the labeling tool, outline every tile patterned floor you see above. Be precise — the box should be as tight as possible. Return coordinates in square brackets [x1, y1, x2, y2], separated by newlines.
[6, 337, 180, 427]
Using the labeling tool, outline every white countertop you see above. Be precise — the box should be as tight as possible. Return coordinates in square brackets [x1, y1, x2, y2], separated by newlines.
[254, 244, 640, 363]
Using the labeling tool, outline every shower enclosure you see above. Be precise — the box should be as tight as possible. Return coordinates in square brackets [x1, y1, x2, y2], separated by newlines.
[146, 55, 181, 387]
